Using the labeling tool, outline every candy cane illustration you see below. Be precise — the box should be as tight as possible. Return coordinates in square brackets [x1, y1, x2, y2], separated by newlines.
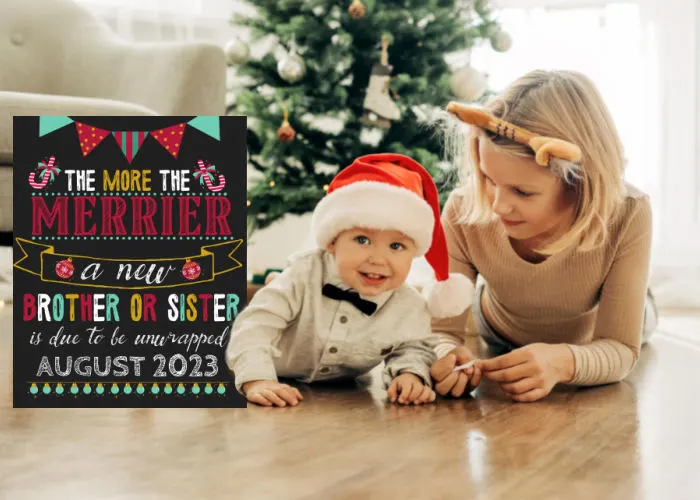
[28, 171, 49, 190]
[194, 160, 226, 192]
[28, 156, 60, 190]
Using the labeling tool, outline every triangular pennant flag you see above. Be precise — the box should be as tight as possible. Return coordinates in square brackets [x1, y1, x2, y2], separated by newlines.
[75, 122, 110, 157]
[187, 116, 220, 141]
[151, 123, 186, 158]
[112, 131, 149, 163]
[39, 116, 74, 137]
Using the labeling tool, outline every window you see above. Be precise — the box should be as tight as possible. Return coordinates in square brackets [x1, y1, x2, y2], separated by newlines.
[73, 0, 238, 43]
[75, 0, 205, 16]
[471, 3, 657, 201]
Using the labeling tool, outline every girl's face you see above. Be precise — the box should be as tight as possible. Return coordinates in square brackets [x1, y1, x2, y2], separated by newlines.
[327, 227, 418, 296]
[478, 139, 577, 246]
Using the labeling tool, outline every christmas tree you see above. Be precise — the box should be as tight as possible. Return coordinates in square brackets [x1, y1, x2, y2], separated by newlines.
[227, 0, 511, 232]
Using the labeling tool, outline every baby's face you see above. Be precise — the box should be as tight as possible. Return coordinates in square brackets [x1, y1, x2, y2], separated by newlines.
[327, 227, 418, 296]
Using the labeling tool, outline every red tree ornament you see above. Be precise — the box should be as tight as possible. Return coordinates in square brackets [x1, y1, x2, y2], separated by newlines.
[55, 258, 74, 279]
[348, 0, 366, 19]
[182, 259, 201, 281]
[276, 106, 296, 143]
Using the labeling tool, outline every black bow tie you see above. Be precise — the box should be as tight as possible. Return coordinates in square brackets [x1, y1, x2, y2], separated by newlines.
[322, 284, 377, 316]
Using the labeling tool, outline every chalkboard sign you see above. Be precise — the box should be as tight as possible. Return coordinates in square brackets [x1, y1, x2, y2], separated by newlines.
[13, 116, 247, 408]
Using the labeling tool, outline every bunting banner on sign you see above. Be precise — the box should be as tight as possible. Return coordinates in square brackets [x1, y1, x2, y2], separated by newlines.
[112, 131, 149, 163]
[39, 116, 74, 137]
[151, 123, 186, 159]
[187, 116, 220, 140]
[37, 117, 221, 160]
[75, 123, 111, 157]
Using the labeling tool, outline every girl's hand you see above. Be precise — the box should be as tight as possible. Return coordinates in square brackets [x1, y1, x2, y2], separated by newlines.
[242, 380, 303, 407]
[479, 343, 575, 402]
[429, 347, 482, 398]
[387, 373, 436, 405]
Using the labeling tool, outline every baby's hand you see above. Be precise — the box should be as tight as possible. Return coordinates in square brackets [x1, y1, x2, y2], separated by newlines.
[387, 373, 436, 405]
[242, 380, 303, 407]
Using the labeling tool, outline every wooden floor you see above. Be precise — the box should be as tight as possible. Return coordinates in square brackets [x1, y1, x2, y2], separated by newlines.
[1, 305, 699, 500]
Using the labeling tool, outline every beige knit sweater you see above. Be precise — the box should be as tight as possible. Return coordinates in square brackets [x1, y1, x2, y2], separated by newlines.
[431, 184, 653, 385]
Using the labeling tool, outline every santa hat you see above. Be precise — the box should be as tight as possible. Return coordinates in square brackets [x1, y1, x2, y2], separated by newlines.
[311, 153, 471, 318]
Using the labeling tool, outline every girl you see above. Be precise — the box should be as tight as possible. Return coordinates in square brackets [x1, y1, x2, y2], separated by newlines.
[430, 69, 657, 402]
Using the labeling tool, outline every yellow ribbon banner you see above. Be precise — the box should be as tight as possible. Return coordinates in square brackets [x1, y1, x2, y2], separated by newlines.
[13, 238, 243, 290]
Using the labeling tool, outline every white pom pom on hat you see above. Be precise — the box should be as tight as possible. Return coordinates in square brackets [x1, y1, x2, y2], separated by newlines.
[311, 153, 470, 318]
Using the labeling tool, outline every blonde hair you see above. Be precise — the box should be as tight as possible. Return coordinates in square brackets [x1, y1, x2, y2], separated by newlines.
[439, 69, 626, 255]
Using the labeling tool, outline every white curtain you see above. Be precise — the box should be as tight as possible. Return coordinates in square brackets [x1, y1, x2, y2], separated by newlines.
[74, 0, 242, 43]
[476, 3, 658, 192]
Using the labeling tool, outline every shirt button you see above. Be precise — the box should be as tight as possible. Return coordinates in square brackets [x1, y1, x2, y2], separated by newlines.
[339, 315, 348, 324]
[320, 367, 330, 373]
[329, 346, 338, 354]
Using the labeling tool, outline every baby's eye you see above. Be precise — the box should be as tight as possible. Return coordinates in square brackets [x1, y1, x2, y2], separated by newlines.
[514, 188, 533, 197]
[390, 242, 405, 251]
[354, 235, 370, 245]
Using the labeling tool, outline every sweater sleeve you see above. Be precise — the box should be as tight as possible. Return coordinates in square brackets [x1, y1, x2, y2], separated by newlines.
[567, 198, 653, 385]
[430, 190, 478, 358]
[225, 257, 310, 393]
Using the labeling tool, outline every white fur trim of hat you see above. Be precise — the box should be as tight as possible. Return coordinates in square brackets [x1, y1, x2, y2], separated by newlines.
[311, 181, 435, 255]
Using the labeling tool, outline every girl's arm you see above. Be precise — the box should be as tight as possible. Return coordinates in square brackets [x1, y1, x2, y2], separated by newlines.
[225, 257, 310, 393]
[566, 198, 653, 385]
[431, 191, 479, 358]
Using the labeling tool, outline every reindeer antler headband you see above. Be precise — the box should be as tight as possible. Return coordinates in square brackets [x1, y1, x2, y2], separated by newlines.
[446, 102, 582, 167]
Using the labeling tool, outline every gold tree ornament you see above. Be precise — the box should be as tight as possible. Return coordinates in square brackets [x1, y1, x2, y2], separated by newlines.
[450, 64, 488, 102]
[348, 0, 366, 19]
[276, 106, 296, 143]
[224, 37, 250, 65]
[278, 53, 306, 83]
[490, 30, 513, 52]
[277, 38, 306, 84]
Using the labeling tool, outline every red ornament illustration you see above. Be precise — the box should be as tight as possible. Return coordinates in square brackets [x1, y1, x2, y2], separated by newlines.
[182, 259, 201, 281]
[55, 258, 74, 279]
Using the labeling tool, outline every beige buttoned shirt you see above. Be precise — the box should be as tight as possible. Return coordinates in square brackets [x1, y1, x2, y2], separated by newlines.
[226, 249, 437, 393]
